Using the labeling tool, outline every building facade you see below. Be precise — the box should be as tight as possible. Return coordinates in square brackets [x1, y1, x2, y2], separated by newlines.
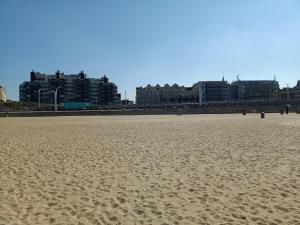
[136, 79, 283, 106]
[230, 80, 279, 101]
[136, 80, 230, 106]
[19, 70, 121, 105]
[279, 81, 300, 100]
[196, 80, 231, 103]
[136, 84, 196, 106]
[0, 86, 7, 102]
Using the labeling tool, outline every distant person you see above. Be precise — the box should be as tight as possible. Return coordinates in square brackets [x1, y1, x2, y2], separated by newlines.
[285, 105, 289, 114]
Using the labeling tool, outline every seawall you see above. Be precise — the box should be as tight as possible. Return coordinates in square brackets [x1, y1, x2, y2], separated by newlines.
[1, 105, 300, 117]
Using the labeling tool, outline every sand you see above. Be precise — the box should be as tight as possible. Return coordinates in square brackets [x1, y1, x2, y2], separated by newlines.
[0, 114, 299, 225]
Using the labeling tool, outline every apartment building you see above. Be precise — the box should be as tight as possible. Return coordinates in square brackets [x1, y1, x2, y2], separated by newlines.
[19, 70, 121, 105]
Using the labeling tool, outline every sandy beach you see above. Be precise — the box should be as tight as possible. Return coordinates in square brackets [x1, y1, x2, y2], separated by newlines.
[0, 114, 299, 225]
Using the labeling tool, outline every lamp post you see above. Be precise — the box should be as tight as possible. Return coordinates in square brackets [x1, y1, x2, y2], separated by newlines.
[198, 83, 206, 106]
[55, 86, 62, 112]
[52, 86, 62, 112]
[198, 83, 202, 106]
[286, 83, 290, 101]
[38, 89, 42, 110]
[125, 90, 127, 107]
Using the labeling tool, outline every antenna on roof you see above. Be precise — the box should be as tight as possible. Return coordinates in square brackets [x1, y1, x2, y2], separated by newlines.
[286, 83, 290, 100]
[273, 74, 277, 81]
[237, 74, 240, 81]
[222, 72, 225, 81]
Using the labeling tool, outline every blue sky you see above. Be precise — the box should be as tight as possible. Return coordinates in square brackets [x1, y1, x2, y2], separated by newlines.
[0, 0, 299, 101]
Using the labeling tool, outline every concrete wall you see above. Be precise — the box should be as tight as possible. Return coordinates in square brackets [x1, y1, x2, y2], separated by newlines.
[1, 104, 300, 117]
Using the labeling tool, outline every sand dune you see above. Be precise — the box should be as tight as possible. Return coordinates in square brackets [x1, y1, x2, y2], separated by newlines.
[0, 114, 299, 225]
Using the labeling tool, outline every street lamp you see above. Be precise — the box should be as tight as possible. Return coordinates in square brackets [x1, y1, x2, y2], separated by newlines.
[38, 89, 41, 110]
[286, 83, 290, 101]
[38, 89, 43, 110]
[55, 86, 62, 112]
[198, 83, 206, 106]
[50, 86, 62, 112]
[198, 83, 202, 106]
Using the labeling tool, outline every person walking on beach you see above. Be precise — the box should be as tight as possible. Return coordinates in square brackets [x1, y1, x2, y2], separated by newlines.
[285, 104, 289, 114]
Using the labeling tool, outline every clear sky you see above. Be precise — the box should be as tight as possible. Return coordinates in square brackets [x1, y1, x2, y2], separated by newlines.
[0, 0, 299, 101]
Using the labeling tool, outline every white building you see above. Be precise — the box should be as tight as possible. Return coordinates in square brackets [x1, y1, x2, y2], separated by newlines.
[136, 83, 201, 105]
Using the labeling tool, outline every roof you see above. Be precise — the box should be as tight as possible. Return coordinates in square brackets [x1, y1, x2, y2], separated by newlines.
[231, 80, 278, 84]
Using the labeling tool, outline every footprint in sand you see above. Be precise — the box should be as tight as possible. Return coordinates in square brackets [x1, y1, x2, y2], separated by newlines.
[274, 205, 289, 213]
[134, 209, 144, 215]
[93, 200, 100, 206]
[112, 203, 119, 208]
[47, 202, 57, 207]
[151, 210, 162, 216]
[175, 215, 183, 221]
[280, 192, 288, 198]
[80, 196, 90, 202]
[109, 216, 119, 222]
[116, 196, 126, 204]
